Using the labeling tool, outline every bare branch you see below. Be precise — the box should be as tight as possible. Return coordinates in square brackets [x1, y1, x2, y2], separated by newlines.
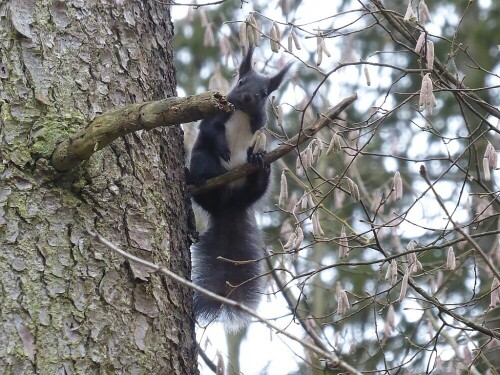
[85, 229, 362, 375]
[419, 165, 500, 281]
[51, 91, 233, 172]
[369, 0, 500, 120]
[189, 94, 358, 196]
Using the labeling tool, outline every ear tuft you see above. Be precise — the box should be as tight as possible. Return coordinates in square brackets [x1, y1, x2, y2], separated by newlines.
[239, 46, 255, 77]
[269, 61, 294, 93]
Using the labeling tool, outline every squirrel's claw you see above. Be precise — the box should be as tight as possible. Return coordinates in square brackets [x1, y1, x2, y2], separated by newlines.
[219, 148, 231, 163]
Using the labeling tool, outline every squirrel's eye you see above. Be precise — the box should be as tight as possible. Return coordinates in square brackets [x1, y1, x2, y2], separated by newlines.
[238, 79, 245, 85]
[262, 90, 268, 97]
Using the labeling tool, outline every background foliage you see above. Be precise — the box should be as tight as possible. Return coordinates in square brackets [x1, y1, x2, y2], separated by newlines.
[174, 0, 500, 373]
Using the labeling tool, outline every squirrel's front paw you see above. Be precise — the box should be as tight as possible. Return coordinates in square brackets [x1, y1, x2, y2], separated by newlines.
[247, 147, 267, 168]
[191, 175, 207, 186]
[186, 168, 207, 186]
[218, 147, 231, 163]
[248, 130, 267, 167]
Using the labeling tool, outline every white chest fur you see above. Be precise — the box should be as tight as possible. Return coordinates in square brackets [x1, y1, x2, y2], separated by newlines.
[221, 110, 254, 170]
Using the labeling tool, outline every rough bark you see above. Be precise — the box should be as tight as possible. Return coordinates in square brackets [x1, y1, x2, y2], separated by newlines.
[0, 1, 197, 374]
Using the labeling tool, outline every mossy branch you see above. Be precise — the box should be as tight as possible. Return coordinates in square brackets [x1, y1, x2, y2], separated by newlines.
[189, 94, 358, 196]
[51, 91, 233, 172]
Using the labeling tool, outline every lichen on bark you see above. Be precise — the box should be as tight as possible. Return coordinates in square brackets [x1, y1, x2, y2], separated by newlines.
[0, 1, 198, 374]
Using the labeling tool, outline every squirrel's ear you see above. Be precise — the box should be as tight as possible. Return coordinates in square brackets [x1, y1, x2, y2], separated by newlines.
[239, 46, 255, 77]
[269, 61, 294, 93]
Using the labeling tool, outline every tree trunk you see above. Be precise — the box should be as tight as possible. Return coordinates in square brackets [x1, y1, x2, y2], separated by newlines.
[0, 1, 197, 374]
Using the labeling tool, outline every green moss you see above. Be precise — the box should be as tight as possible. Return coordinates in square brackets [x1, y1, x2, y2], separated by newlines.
[9, 194, 28, 219]
[1, 102, 12, 120]
[71, 176, 88, 191]
[2, 101, 87, 164]
[30, 112, 86, 159]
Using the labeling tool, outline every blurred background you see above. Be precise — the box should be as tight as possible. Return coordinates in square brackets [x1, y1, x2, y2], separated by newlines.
[173, 1, 500, 374]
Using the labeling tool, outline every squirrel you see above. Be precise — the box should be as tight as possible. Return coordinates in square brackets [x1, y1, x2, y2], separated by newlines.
[189, 46, 292, 330]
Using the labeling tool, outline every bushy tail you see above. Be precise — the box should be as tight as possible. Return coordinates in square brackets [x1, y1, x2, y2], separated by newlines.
[191, 210, 265, 331]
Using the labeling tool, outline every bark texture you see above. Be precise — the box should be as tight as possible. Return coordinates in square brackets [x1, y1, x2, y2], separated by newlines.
[0, 1, 197, 374]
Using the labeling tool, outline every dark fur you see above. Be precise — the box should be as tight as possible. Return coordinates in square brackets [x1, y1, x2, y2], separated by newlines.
[189, 47, 292, 330]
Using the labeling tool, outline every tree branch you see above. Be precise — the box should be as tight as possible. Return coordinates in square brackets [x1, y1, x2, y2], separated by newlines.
[51, 91, 233, 172]
[189, 94, 358, 196]
[86, 229, 362, 375]
[419, 165, 500, 281]
[369, 0, 500, 120]
[265, 249, 342, 357]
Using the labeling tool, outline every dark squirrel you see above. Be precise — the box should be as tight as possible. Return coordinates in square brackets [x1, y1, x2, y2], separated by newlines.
[189, 47, 292, 330]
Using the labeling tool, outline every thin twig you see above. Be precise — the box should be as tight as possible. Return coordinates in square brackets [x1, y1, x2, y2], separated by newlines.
[85, 229, 362, 375]
[419, 165, 500, 281]
[189, 94, 358, 196]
